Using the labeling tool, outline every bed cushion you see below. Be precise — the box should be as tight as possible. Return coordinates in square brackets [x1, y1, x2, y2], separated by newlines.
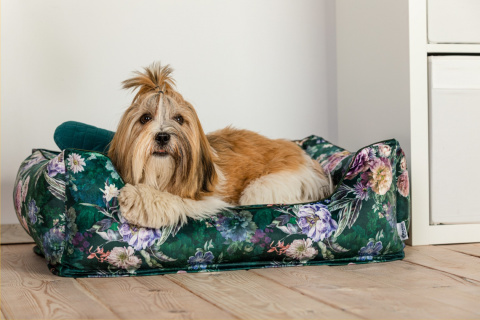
[14, 134, 410, 277]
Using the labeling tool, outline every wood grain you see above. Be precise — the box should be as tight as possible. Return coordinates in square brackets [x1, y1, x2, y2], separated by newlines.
[252, 261, 480, 319]
[2, 242, 480, 319]
[442, 243, 480, 257]
[77, 275, 236, 319]
[1, 244, 118, 319]
[1, 224, 34, 244]
[166, 270, 359, 319]
[404, 245, 480, 281]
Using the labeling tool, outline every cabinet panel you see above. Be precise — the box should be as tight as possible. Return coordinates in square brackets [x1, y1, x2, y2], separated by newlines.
[428, 0, 480, 44]
[429, 56, 480, 224]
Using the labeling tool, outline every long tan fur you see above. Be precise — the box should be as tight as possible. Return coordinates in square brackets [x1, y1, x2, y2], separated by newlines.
[109, 62, 332, 229]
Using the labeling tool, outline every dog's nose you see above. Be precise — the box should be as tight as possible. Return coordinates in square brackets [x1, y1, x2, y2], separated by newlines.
[155, 132, 171, 145]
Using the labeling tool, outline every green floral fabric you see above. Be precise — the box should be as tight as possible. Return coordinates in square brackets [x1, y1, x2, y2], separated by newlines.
[14, 136, 410, 278]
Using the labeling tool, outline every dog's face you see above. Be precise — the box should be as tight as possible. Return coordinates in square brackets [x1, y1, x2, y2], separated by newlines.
[109, 63, 217, 199]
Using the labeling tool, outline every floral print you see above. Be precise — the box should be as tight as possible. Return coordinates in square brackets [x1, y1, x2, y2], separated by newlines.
[214, 211, 257, 242]
[296, 203, 338, 242]
[67, 153, 86, 174]
[14, 136, 410, 277]
[285, 239, 318, 262]
[100, 182, 120, 202]
[107, 246, 142, 273]
[188, 250, 214, 270]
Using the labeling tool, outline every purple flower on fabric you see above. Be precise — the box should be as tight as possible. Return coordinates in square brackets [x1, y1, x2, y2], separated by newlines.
[358, 240, 383, 261]
[118, 216, 162, 251]
[188, 250, 214, 270]
[42, 227, 66, 262]
[47, 153, 66, 177]
[296, 203, 338, 242]
[72, 232, 92, 252]
[353, 181, 369, 201]
[215, 211, 257, 242]
[345, 148, 374, 180]
[250, 229, 266, 244]
[27, 199, 39, 224]
[322, 151, 351, 174]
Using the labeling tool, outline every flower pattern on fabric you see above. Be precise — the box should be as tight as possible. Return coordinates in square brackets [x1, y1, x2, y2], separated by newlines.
[188, 250, 214, 270]
[285, 239, 318, 262]
[100, 182, 120, 202]
[296, 203, 338, 242]
[27, 199, 39, 224]
[368, 158, 393, 195]
[358, 240, 383, 261]
[214, 211, 257, 242]
[47, 153, 66, 177]
[107, 246, 142, 273]
[13, 136, 410, 277]
[67, 153, 86, 174]
[397, 171, 409, 197]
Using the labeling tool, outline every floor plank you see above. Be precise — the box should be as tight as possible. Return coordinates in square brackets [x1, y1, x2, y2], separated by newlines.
[1, 224, 34, 244]
[251, 261, 479, 319]
[404, 246, 480, 281]
[77, 276, 236, 319]
[441, 243, 480, 257]
[166, 270, 360, 319]
[1, 244, 119, 319]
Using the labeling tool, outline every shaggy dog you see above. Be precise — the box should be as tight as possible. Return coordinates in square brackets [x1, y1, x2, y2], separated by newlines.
[109, 63, 332, 229]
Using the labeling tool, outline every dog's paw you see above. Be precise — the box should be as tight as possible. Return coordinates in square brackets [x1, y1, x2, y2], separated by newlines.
[118, 184, 187, 229]
[118, 184, 148, 227]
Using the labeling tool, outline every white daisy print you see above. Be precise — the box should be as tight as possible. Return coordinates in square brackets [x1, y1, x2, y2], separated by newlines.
[67, 153, 86, 174]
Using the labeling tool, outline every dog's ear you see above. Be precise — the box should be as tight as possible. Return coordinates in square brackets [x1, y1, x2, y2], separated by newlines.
[198, 131, 217, 194]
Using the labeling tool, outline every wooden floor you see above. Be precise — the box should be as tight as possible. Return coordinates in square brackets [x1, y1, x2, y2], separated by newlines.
[1, 233, 480, 319]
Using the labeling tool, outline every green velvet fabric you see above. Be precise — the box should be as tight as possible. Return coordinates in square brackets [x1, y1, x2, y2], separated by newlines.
[14, 135, 410, 278]
[54, 121, 114, 154]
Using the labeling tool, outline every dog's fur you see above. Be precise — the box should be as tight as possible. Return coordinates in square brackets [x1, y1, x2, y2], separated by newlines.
[109, 63, 332, 229]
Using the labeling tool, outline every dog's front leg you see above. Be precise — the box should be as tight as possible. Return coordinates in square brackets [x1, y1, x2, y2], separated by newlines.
[118, 184, 229, 228]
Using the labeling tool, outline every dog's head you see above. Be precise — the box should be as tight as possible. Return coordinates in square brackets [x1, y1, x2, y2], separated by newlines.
[109, 62, 217, 199]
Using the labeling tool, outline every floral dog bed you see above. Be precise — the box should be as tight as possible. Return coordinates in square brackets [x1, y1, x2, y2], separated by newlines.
[14, 135, 410, 277]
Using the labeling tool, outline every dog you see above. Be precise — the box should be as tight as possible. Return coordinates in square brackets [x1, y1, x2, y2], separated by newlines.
[109, 62, 332, 229]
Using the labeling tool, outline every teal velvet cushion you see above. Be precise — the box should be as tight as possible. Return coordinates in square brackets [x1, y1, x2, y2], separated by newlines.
[14, 133, 410, 278]
[54, 121, 114, 153]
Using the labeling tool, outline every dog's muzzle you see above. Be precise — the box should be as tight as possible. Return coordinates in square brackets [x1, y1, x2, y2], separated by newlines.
[155, 132, 170, 146]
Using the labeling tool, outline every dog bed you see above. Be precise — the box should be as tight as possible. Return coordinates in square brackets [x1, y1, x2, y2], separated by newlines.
[14, 123, 410, 277]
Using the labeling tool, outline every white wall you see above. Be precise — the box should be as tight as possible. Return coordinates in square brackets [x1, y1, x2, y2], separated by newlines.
[1, 0, 337, 224]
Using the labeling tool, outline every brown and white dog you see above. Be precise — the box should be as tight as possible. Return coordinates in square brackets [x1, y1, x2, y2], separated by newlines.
[109, 63, 332, 229]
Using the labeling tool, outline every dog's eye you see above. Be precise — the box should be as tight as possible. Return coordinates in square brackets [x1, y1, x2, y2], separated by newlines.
[173, 115, 184, 125]
[140, 114, 152, 124]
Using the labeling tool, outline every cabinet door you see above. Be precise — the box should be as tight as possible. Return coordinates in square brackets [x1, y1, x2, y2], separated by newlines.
[429, 56, 480, 224]
[428, 0, 480, 44]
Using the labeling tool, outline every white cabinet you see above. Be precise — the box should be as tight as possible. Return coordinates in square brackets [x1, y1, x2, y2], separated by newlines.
[336, 0, 480, 245]
[429, 56, 480, 225]
[428, 0, 480, 44]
